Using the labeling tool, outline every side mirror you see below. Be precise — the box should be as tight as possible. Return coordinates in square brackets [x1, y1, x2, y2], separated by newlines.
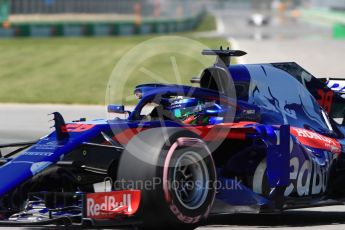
[108, 105, 126, 114]
[190, 77, 200, 84]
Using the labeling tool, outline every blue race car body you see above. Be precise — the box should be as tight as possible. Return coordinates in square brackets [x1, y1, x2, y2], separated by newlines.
[1, 49, 345, 227]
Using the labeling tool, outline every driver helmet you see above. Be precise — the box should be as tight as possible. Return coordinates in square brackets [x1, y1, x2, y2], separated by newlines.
[164, 97, 223, 125]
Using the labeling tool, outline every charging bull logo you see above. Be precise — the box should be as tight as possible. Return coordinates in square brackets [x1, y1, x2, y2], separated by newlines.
[87, 190, 140, 219]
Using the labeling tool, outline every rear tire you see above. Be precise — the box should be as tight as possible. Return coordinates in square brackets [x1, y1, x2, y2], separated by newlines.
[117, 128, 216, 229]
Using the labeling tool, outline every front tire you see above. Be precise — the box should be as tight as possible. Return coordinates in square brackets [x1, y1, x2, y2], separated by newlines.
[117, 128, 216, 229]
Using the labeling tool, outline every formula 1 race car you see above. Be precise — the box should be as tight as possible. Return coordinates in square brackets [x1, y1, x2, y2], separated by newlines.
[248, 13, 270, 26]
[1, 48, 345, 229]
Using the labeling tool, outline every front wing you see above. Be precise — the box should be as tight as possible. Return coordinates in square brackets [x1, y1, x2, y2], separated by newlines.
[0, 190, 141, 227]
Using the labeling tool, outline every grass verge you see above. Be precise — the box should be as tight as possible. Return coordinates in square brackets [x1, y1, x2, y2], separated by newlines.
[194, 13, 217, 32]
[0, 15, 226, 104]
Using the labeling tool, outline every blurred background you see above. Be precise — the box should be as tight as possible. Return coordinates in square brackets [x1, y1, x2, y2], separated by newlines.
[0, 0, 345, 104]
[0, 0, 344, 141]
[0, 0, 344, 103]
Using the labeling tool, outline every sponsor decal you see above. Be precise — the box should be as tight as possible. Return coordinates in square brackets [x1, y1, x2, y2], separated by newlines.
[327, 80, 345, 93]
[170, 202, 201, 224]
[291, 127, 341, 154]
[33, 145, 57, 150]
[86, 190, 140, 219]
[23, 151, 54, 156]
[253, 151, 336, 197]
[284, 152, 336, 196]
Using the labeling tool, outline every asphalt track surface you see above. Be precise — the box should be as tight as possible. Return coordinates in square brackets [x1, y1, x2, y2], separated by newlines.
[2, 8, 345, 230]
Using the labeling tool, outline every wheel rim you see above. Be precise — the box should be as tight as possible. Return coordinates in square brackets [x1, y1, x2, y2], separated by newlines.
[172, 151, 209, 210]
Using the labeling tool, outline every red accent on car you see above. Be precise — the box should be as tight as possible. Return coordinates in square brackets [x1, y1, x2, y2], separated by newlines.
[183, 115, 196, 124]
[112, 122, 258, 145]
[291, 127, 341, 155]
[163, 142, 179, 203]
[317, 89, 333, 113]
[63, 124, 95, 132]
[189, 122, 257, 141]
[86, 190, 140, 219]
[112, 128, 145, 144]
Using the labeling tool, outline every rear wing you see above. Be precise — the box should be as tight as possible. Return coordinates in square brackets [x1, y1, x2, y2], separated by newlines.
[325, 78, 345, 97]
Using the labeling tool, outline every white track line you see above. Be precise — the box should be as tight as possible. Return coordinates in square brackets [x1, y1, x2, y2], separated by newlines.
[216, 16, 225, 35]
